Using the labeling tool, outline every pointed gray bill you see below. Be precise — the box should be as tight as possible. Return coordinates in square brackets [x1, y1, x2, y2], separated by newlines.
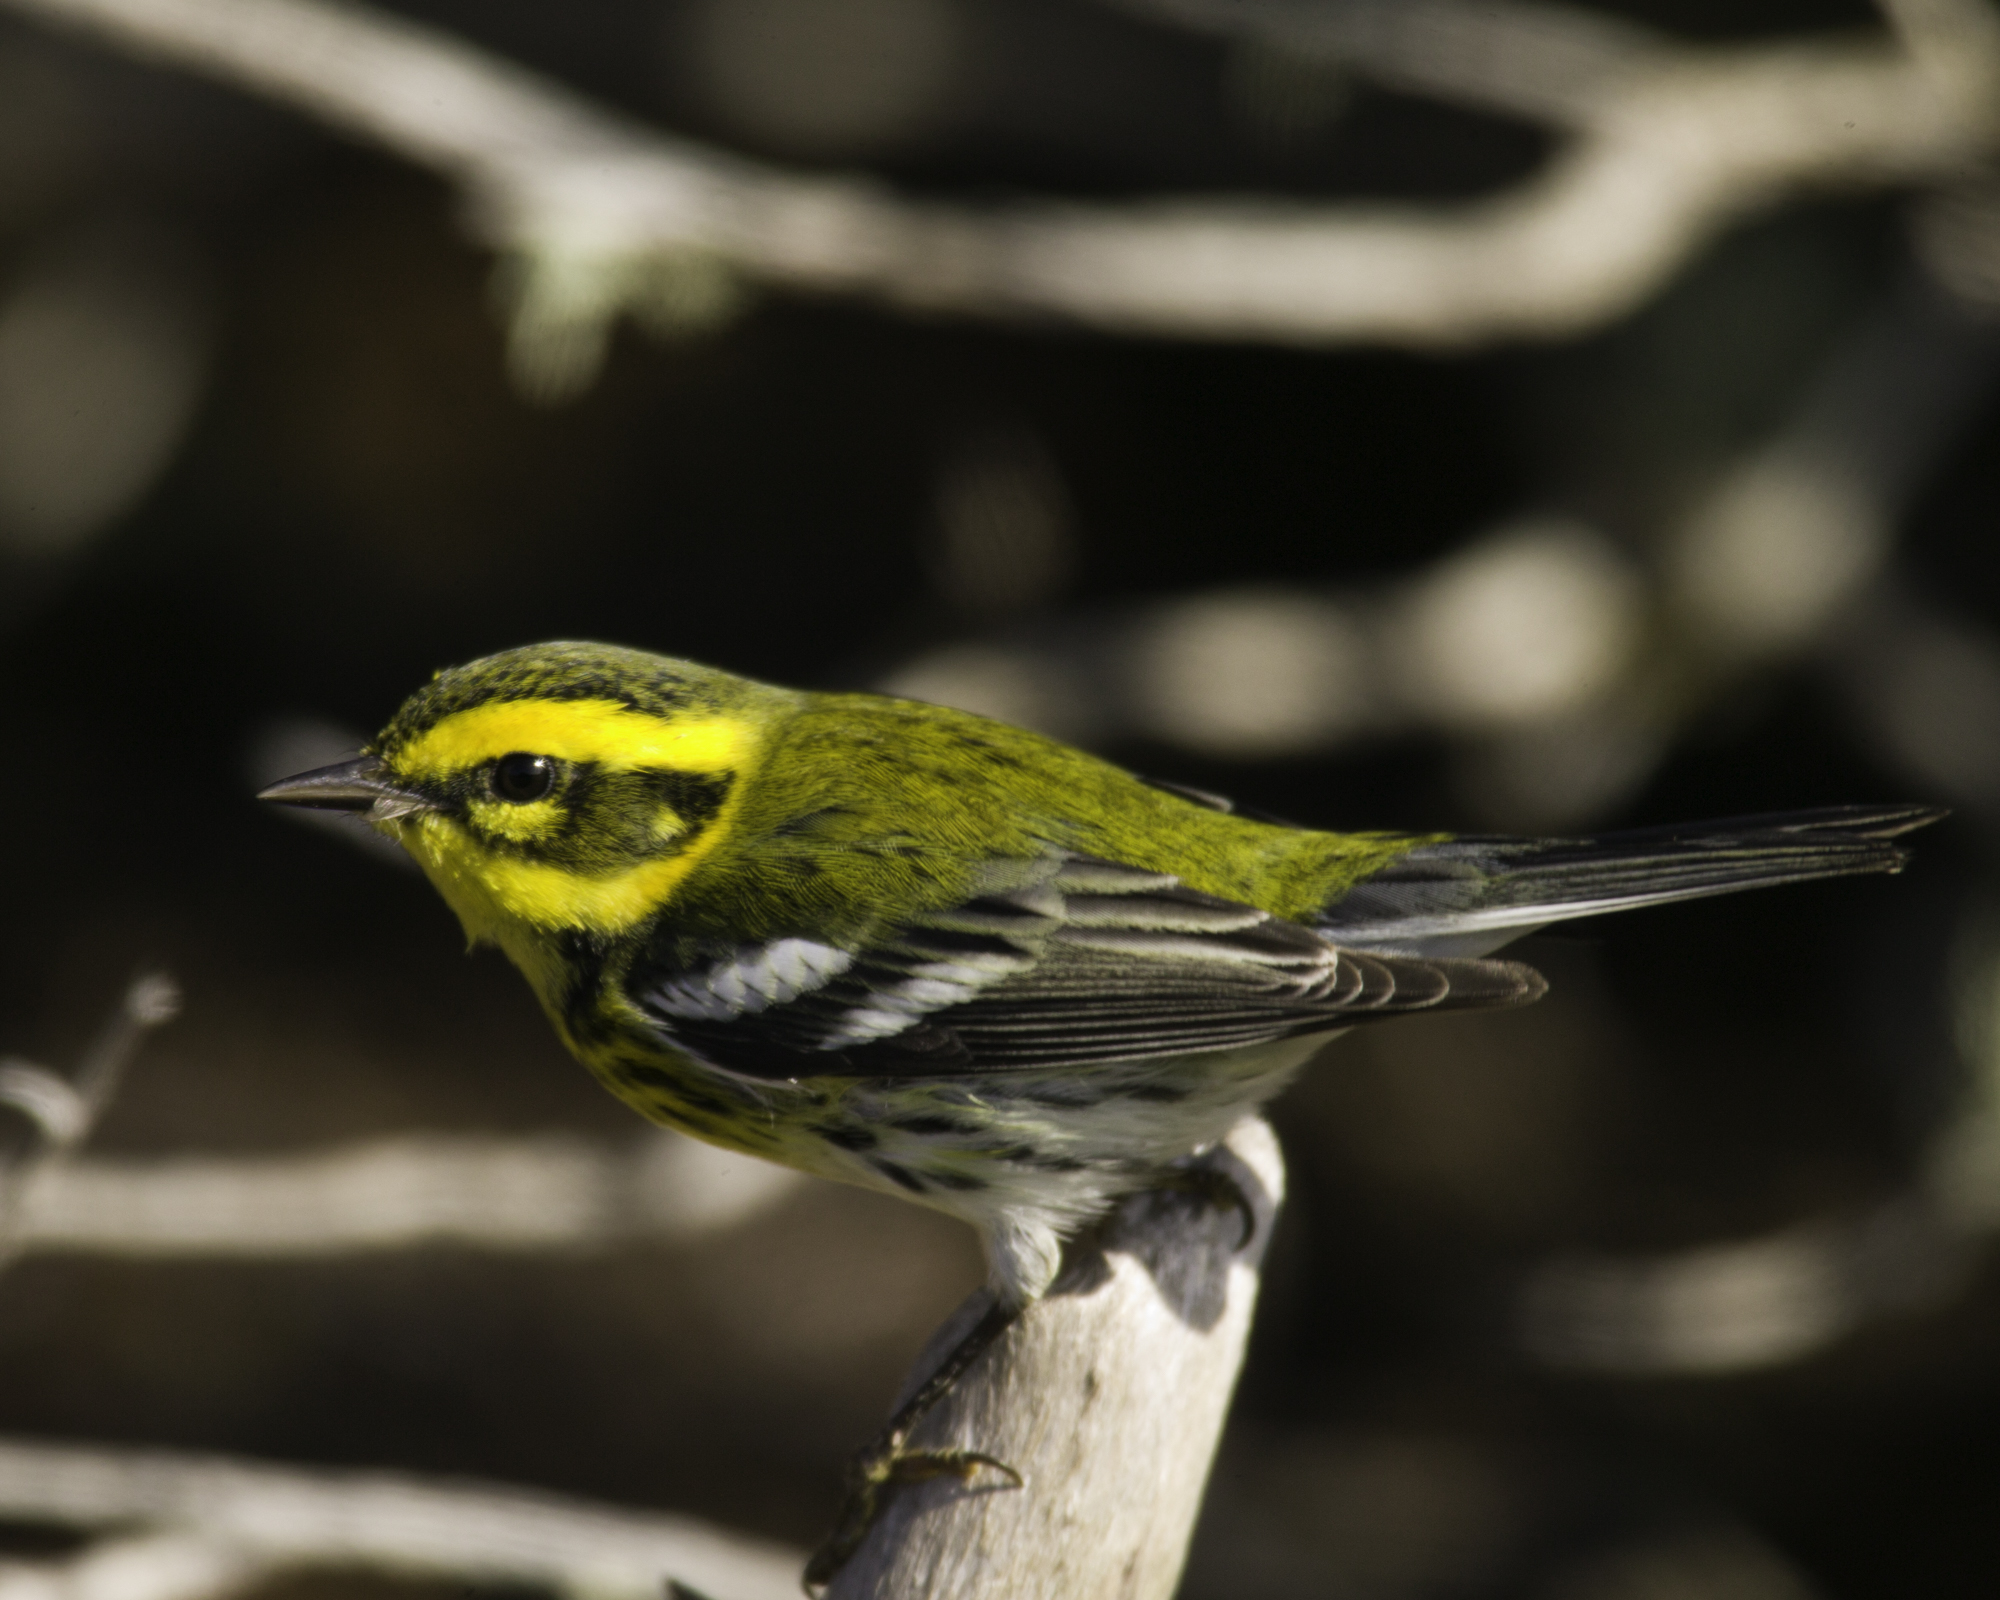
[258, 757, 422, 815]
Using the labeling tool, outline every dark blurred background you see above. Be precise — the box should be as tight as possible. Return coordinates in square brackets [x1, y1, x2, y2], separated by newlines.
[2, 0, 1999, 1595]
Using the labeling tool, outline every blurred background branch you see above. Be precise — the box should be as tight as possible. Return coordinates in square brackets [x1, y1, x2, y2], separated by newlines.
[1, 0, 1995, 399]
[15, 1128, 801, 1256]
[0, 975, 178, 1274]
[883, 274, 2000, 830]
[0, 1437, 803, 1600]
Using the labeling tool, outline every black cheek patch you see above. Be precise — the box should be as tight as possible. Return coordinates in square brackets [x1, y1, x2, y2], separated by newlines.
[656, 770, 735, 834]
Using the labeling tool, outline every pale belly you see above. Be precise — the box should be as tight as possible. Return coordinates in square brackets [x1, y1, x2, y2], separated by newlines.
[577, 1027, 1341, 1302]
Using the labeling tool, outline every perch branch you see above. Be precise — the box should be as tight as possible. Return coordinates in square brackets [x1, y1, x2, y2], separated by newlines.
[0, 0, 1995, 371]
[826, 1116, 1285, 1600]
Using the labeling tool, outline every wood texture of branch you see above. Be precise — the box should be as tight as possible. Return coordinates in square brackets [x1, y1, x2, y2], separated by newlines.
[828, 1116, 1286, 1600]
[0, 1437, 804, 1600]
[2, 0, 1996, 361]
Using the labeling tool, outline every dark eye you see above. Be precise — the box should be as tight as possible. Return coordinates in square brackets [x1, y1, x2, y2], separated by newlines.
[492, 753, 556, 803]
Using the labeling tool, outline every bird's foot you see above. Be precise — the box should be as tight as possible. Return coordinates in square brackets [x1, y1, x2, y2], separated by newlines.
[803, 1438, 1022, 1592]
[801, 1296, 1026, 1593]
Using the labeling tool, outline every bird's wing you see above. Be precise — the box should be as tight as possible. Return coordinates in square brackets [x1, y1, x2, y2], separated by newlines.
[1315, 803, 1945, 957]
[633, 854, 1543, 1080]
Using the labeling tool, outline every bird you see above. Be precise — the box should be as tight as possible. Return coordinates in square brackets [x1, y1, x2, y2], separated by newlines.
[259, 638, 1941, 1581]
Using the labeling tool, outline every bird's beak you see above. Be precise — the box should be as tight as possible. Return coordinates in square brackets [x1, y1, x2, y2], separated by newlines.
[258, 757, 427, 819]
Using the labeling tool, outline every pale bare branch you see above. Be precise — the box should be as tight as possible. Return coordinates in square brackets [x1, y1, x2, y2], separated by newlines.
[0, 974, 178, 1271]
[0, 0, 1993, 390]
[0, 1438, 803, 1600]
[14, 1128, 802, 1256]
[0, 1532, 274, 1600]
[1517, 1196, 1972, 1374]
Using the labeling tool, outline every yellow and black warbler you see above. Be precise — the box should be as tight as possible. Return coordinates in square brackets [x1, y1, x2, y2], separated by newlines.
[261, 639, 1938, 1571]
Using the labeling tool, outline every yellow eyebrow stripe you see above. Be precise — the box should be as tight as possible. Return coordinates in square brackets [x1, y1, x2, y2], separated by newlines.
[395, 698, 754, 777]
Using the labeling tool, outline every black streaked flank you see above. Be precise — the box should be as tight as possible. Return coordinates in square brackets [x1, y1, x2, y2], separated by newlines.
[890, 1113, 973, 1136]
[670, 1084, 737, 1116]
[616, 1058, 739, 1120]
[554, 930, 616, 1036]
[991, 1145, 1087, 1171]
[871, 1158, 927, 1193]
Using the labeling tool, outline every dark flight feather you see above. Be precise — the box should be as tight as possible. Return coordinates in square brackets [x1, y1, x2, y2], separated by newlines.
[638, 853, 1544, 1079]
[1317, 803, 1944, 957]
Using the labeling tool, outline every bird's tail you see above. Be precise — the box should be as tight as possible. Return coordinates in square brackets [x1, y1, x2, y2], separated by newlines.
[1316, 804, 1945, 958]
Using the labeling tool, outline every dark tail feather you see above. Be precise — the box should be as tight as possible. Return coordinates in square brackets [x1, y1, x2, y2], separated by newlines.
[1318, 804, 1947, 958]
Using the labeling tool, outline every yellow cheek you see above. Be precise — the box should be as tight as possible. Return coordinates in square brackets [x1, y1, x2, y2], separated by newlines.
[466, 797, 561, 843]
[388, 814, 509, 944]
[390, 812, 713, 942]
[481, 854, 700, 931]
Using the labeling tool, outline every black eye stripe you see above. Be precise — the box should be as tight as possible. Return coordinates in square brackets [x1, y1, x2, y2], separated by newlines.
[450, 761, 734, 865]
[655, 770, 734, 831]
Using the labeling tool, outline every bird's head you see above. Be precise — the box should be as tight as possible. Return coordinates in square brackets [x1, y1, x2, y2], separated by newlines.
[260, 642, 800, 963]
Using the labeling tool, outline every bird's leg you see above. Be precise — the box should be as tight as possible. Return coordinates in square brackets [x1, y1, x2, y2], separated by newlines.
[803, 1295, 1025, 1591]
[1155, 1159, 1258, 1249]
